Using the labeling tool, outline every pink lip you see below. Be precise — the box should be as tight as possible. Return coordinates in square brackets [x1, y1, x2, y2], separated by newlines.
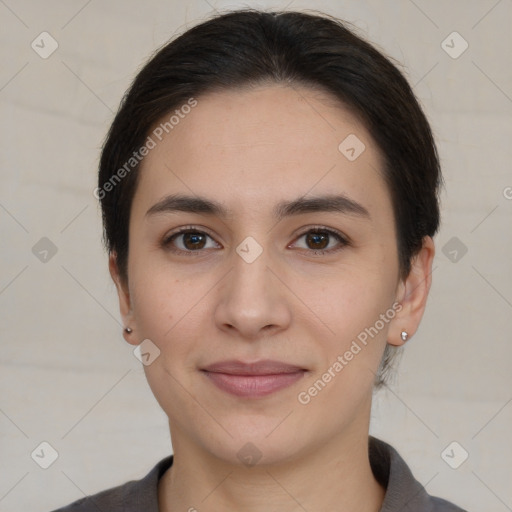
[201, 359, 307, 398]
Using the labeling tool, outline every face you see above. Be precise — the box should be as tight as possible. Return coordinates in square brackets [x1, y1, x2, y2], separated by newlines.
[111, 84, 432, 466]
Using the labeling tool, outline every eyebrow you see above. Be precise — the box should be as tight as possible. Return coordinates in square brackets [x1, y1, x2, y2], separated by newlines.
[145, 193, 370, 221]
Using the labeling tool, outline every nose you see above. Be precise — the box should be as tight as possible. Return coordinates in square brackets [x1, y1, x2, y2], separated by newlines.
[214, 245, 292, 340]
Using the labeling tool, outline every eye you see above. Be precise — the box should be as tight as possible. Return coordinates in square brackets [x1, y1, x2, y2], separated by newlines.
[162, 226, 220, 255]
[291, 227, 349, 255]
[162, 225, 349, 257]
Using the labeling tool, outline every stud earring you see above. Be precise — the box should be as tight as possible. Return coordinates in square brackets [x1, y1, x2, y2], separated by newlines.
[400, 331, 409, 342]
[125, 327, 133, 334]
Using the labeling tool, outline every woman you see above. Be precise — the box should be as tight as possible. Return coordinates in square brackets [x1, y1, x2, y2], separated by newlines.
[54, 8, 466, 512]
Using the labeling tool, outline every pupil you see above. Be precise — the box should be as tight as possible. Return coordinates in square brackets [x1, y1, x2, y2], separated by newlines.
[308, 232, 328, 250]
[184, 233, 205, 250]
[181, 232, 330, 251]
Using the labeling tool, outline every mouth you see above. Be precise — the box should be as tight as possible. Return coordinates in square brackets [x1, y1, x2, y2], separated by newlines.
[200, 359, 308, 398]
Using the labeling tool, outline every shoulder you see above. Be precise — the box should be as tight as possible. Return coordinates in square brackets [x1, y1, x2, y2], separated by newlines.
[50, 455, 173, 512]
[50, 480, 138, 512]
[431, 496, 469, 511]
[369, 436, 468, 512]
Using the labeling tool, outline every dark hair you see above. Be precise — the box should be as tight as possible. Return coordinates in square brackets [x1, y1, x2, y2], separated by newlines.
[98, 8, 441, 387]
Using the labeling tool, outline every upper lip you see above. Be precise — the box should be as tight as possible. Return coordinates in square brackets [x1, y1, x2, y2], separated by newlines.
[201, 359, 306, 375]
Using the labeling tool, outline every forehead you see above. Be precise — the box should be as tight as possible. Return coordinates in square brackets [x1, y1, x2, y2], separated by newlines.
[133, 84, 391, 220]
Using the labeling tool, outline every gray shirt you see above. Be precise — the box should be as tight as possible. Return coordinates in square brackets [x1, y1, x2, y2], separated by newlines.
[51, 436, 467, 511]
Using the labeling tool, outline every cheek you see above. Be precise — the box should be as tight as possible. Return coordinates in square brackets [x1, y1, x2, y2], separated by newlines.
[131, 277, 175, 338]
[306, 266, 397, 378]
[297, 284, 394, 417]
[130, 269, 205, 410]
[128, 259, 213, 368]
[314, 262, 396, 325]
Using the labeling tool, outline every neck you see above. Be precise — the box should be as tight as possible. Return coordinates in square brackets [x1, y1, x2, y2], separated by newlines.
[158, 419, 385, 512]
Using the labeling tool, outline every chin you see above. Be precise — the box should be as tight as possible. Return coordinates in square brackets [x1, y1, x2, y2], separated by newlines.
[194, 412, 313, 468]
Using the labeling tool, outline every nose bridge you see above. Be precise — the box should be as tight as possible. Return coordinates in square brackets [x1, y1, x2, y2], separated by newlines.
[214, 237, 291, 338]
[232, 238, 271, 296]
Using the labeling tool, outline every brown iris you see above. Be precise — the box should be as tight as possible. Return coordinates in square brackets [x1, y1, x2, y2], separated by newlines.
[306, 231, 329, 250]
[182, 232, 207, 250]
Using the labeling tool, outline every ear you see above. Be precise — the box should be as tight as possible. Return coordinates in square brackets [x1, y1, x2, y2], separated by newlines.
[109, 252, 139, 346]
[388, 236, 435, 346]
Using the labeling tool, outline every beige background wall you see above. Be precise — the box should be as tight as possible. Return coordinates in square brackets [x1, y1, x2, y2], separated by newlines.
[1, 0, 511, 510]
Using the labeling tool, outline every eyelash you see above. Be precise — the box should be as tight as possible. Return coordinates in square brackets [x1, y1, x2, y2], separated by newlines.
[161, 225, 350, 257]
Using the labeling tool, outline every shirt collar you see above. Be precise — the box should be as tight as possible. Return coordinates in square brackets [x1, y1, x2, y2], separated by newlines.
[369, 435, 434, 511]
[139, 436, 436, 512]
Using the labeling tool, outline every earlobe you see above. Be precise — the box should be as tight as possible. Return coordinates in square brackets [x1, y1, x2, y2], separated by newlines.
[108, 253, 139, 346]
[388, 236, 435, 346]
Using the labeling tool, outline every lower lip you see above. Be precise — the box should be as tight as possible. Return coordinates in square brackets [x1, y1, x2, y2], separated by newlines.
[202, 371, 306, 398]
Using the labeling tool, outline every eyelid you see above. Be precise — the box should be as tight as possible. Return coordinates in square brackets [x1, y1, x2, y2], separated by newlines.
[292, 225, 349, 243]
[164, 224, 217, 240]
[162, 224, 350, 255]
[289, 225, 350, 254]
[162, 225, 221, 254]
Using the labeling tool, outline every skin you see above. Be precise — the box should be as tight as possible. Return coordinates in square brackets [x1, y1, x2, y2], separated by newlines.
[109, 84, 435, 512]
